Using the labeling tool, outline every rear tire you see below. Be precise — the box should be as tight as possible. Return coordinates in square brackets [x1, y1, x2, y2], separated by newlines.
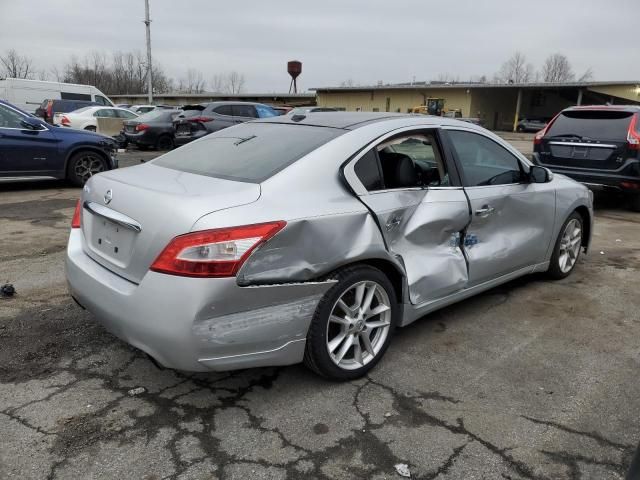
[547, 212, 583, 279]
[67, 151, 107, 187]
[156, 135, 174, 151]
[630, 194, 640, 213]
[304, 265, 399, 380]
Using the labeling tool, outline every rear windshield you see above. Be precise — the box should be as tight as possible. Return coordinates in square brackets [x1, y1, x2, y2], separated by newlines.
[154, 122, 343, 182]
[547, 110, 634, 140]
[136, 110, 177, 122]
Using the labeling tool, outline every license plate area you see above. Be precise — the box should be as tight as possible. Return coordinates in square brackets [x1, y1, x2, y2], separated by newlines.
[176, 125, 191, 136]
[88, 217, 136, 268]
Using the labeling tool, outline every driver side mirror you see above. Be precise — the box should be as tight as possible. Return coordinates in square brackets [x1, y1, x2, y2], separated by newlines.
[529, 165, 553, 183]
[20, 117, 45, 131]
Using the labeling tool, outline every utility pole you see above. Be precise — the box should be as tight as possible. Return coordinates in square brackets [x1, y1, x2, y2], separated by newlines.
[144, 0, 153, 103]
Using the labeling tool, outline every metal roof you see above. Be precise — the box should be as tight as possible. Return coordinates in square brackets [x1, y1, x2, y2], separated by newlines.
[110, 92, 316, 99]
[312, 81, 640, 92]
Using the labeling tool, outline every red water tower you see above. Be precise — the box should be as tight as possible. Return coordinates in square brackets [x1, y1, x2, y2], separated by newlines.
[288, 60, 302, 94]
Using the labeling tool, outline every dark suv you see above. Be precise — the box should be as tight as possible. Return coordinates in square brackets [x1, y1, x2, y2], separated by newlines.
[173, 101, 278, 145]
[533, 105, 640, 211]
[0, 99, 117, 186]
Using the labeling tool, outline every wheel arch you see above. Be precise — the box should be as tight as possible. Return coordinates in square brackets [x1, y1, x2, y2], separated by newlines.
[573, 205, 592, 250]
[64, 146, 110, 177]
[322, 258, 407, 309]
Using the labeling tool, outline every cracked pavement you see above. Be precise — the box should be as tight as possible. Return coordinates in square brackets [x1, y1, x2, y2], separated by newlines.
[1, 150, 640, 479]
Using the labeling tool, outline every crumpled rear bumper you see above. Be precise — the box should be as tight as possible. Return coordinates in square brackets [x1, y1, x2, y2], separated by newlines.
[65, 229, 335, 371]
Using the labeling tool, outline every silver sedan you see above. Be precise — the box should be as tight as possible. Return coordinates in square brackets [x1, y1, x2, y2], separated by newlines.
[66, 113, 593, 380]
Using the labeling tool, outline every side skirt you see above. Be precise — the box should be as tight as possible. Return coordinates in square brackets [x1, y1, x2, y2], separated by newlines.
[400, 262, 549, 327]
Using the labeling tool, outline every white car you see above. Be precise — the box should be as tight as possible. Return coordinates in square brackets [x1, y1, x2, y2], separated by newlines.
[57, 106, 138, 131]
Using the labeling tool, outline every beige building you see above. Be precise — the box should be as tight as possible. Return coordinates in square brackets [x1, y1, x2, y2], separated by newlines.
[314, 81, 640, 131]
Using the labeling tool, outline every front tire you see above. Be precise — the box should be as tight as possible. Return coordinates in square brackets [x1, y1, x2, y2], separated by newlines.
[547, 212, 583, 279]
[304, 265, 399, 380]
[67, 151, 107, 187]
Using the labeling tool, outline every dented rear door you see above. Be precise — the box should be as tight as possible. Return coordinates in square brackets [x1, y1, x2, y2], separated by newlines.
[356, 187, 471, 305]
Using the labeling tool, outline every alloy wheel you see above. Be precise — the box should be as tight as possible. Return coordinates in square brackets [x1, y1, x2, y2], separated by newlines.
[558, 218, 582, 273]
[74, 154, 105, 183]
[326, 281, 392, 370]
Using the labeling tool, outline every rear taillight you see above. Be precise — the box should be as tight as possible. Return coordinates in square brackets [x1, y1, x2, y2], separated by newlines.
[533, 112, 560, 145]
[627, 115, 640, 150]
[46, 100, 53, 120]
[61, 116, 70, 126]
[150, 221, 286, 278]
[135, 123, 150, 132]
[188, 116, 214, 123]
[71, 200, 82, 228]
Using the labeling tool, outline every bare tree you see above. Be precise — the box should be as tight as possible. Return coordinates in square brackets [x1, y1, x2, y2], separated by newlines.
[434, 73, 460, 83]
[494, 51, 535, 84]
[179, 68, 206, 93]
[541, 53, 575, 83]
[340, 78, 355, 87]
[226, 71, 245, 94]
[210, 74, 226, 93]
[577, 67, 594, 82]
[1, 49, 34, 79]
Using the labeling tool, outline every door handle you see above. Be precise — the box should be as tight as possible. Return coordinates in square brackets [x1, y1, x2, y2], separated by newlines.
[475, 205, 495, 218]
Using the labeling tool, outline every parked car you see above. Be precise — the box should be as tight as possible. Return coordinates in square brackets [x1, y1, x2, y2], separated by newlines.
[66, 112, 593, 380]
[533, 105, 640, 211]
[442, 110, 483, 126]
[34, 99, 100, 124]
[517, 117, 547, 132]
[173, 101, 279, 145]
[129, 104, 176, 115]
[270, 105, 292, 115]
[116, 103, 132, 109]
[0, 99, 117, 186]
[58, 106, 138, 131]
[287, 106, 338, 115]
[122, 109, 182, 150]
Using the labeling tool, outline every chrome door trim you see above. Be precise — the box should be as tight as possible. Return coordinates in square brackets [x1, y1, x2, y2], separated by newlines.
[0, 175, 57, 182]
[83, 201, 142, 232]
[548, 141, 617, 148]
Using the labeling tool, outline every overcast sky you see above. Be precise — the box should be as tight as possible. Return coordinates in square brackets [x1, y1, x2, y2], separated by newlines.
[1, 0, 637, 92]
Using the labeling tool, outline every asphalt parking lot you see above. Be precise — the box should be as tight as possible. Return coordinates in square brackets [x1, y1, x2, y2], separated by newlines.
[1, 140, 640, 480]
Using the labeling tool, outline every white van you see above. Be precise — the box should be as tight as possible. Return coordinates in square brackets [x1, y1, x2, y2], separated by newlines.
[0, 78, 113, 113]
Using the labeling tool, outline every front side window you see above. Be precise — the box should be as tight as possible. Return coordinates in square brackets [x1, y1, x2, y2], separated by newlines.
[255, 104, 278, 118]
[0, 104, 25, 129]
[448, 130, 524, 186]
[94, 95, 110, 106]
[116, 109, 137, 119]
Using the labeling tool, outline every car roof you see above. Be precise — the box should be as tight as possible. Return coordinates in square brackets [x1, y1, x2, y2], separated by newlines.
[256, 112, 430, 129]
[203, 101, 267, 107]
[563, 105, 640, 113]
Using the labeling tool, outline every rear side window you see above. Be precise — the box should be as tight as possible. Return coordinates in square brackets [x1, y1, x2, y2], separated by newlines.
[354, 150, 384, 191]
[212, 105, 233, 116]
[61, 92, 91, 101]
[547, 110, 634, 140]
[233, 104, 257, 118]
[154, 123, 343, 182]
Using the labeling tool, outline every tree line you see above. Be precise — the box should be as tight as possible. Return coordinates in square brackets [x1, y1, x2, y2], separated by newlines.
[0, 49, 246, 95]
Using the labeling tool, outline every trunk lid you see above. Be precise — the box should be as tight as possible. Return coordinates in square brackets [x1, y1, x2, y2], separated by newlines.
[80, 163, 261, 283]
[537, 110, 634, 171]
